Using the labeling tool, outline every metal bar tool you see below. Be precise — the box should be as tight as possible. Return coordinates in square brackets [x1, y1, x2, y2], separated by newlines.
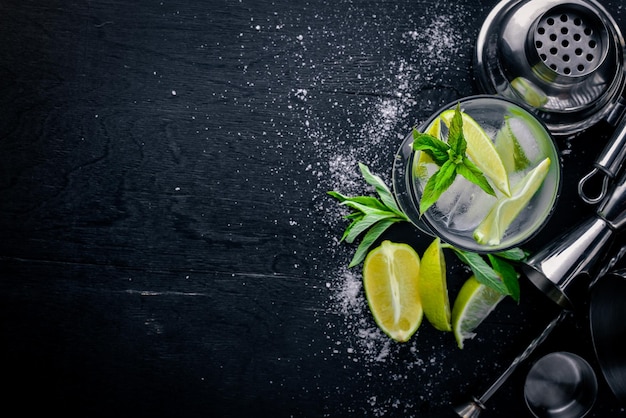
[523, 167, 626, 309]
[454, 311, 569, 418]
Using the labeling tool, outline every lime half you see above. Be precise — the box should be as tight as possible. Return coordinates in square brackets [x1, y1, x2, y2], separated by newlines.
[363, 241, 423, 342]
[451, 275, 505, 349]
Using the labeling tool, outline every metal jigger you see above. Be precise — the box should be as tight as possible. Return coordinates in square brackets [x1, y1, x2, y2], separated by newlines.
[522, 168, 626, 309]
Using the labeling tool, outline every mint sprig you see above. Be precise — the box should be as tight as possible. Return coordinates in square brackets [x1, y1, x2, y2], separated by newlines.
[413, 104, 496, 214]
[327, 162, 526, 301]
[327, 163, 408, 267]
[443, 244, 526, 302]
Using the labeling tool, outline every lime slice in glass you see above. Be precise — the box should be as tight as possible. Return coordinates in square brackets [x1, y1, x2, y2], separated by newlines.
[440, 109, 511, 196]
[474, 157, 551, 246]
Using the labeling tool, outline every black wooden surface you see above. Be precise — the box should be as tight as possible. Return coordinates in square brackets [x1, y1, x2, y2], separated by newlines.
[1, 0, 625, 416]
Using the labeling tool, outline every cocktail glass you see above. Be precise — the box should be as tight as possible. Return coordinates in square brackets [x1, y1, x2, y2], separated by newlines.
[392, 95, 561, 252]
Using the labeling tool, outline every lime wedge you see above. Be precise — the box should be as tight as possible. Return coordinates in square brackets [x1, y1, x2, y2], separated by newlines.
[419, 117, 441, 165]
[414, 118, 440, 179]
[440, 109, 511, 196]
[451, 275, 505, 349]
[363, 241, 423, 342]
[419, 238, 451, 331]
[495, 117, 531, 173]
[473, 157, 551, 246]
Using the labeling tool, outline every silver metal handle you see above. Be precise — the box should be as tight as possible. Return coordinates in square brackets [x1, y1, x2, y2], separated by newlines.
[578, 114, 626, 204]
[598, 168, 626, 230]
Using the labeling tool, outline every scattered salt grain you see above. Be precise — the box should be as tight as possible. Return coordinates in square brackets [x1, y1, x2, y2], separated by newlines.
[294, 88, 308, 101]
[238, 2, 475, 415]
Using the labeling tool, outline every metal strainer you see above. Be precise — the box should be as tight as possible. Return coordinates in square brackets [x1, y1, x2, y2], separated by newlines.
[475, 0, 625, 135]
[475, 0, 626, 203]
[533, 6, 607, 78]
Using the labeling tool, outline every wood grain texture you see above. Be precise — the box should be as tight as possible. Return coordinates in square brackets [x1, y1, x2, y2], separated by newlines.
[1, 0, 625, 417]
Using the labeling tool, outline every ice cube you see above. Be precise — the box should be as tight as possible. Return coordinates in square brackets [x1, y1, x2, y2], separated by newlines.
[507, 117, 541, 163]
[432, 175, 497, 232]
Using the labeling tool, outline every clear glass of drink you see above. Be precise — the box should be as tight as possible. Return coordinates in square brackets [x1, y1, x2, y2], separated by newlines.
[393, 95, 561, 252]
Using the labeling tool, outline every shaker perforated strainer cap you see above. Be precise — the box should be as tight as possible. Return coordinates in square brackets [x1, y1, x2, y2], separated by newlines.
[534, 6, 607, 77]
[475, 0, 626, 136]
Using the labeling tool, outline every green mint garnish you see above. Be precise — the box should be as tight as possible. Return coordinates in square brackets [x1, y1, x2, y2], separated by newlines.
[327, 163, 408, 267]
[412, 104, 496, 215]
[442, 244, 526, 302]
[327, 162, 525, 300]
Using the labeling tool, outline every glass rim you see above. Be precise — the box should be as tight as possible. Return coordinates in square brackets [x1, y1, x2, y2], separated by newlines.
[392, 94, 562, 253]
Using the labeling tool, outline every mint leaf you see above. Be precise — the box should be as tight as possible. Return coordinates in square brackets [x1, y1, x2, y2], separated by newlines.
[328, 163, 410, 267]
[494, 247, 528, 261]
[419, 160, 457, 214]
[413, 103, 500, 216]
[327, 191, 388, 211]
[442, 244, 525, 298]
[348, 218, 396, 267]
[447, 104, 467, 156]
[341, 200, 397, 217]
[488, 254, 520, 302]
[344, 211, 397, 243]
[341, 213, 363, 241]
[345, 212, 364, 221]
[358, 162, 406, 218]
[457, 157, 496, 197]
[460, 255, 509, 295]
[444, 246, 510, 295]
[412, 132, 450, 166]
